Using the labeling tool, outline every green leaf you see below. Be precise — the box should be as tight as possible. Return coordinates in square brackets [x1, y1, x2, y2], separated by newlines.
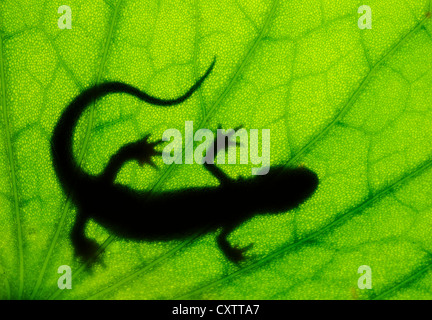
[1, 0, 432, 300]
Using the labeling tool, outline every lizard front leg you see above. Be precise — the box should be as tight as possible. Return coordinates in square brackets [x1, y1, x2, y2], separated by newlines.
[203, 125, 242, 185]
[217, 222, 253, 263]
[101, 134, 162, 183]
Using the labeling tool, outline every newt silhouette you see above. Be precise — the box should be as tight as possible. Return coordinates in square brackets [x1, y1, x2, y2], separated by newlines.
[51, 57, 319, 265]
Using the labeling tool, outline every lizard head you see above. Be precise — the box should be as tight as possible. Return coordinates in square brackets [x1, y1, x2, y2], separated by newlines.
[249, 165, 319, 214]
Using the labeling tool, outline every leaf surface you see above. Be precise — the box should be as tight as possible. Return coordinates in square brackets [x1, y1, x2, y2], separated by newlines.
[1, 0, 432, 300]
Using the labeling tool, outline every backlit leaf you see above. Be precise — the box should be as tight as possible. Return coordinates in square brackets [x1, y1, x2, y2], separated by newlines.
[1, 0, 432, 300]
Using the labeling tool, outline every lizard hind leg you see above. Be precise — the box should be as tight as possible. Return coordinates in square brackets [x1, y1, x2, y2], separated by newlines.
[71, 213, 103, 266]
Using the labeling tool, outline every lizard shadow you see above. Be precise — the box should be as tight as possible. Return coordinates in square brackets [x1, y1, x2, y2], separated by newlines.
[50, 58, 319, 265]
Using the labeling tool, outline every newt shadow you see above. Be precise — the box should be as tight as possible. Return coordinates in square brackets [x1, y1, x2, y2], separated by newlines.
[50, 58, 319, 265]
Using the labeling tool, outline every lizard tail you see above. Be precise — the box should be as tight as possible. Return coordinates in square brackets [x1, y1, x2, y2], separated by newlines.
[51, 57, 216, 193]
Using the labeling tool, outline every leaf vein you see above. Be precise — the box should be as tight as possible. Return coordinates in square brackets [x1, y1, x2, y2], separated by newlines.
[0, 34, 24, 299]
[284, 14, 431, 168]
[32, 0, 124, 300]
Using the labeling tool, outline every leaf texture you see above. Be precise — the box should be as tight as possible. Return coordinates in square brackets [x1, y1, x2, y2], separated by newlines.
[0, 0, 432, 300]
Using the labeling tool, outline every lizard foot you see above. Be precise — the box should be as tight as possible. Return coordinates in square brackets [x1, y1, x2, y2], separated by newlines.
[225, 243, 254, 264]
[132, 134, 163, 169]
[204, 124, 244, 163]
[74, 238, 105, 268]
[215, 124, 244, 153]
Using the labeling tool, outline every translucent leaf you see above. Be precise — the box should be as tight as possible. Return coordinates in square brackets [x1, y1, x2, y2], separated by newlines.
[1, 0, 432, 300]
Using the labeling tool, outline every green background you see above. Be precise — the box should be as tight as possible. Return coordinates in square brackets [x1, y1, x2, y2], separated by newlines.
[1, 0, 432, 300]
